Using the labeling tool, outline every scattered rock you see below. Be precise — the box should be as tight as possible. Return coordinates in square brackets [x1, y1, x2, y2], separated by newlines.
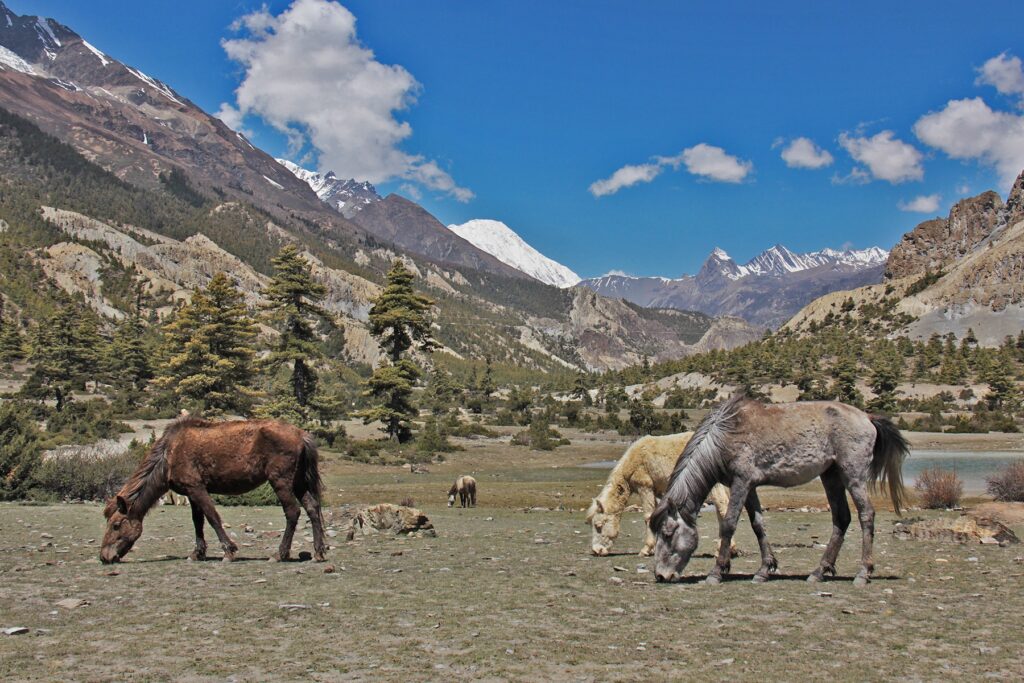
[893, 515, 1019, 545]
[329, 504, 435, 540]
[55, 598, 88, 610]
[612, 565, 628, 572]
[608, 607, 626, 614]
[609, 576, 624, 586]
[3, 627, 29, 636]
[323, 565, 335, 574]
[278, 604, 309, 611]
[815, 592, 833, 598]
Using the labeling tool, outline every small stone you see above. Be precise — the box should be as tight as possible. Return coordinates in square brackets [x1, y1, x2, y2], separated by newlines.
[3, 627, 29, 636]
[278, 604, 309, 610]
[254, 579, 267, 584]
[608, 607, 626, 614]
[716, 658, 735, 665]
[323, 565, 335, 574]
[55, 598, 88, 610]
[613, 565, 628, 572]
[40, 533, 53, 539]
[326, 530, 339, 538]
[485, 517, 494, 521]
[505, 648, 515, 655]
[243, 525, 254, 533]
[815, 592, 833, 598]
[609, 576, 624, 585]
[979, 537, 998, 545]
[967, 557, 979, 562]
[842, 608, 855, 615]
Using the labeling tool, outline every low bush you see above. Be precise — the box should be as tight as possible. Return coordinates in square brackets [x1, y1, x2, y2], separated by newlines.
[213, 483, 278, 506]
[987, 460, 1024, 502]
[914, 466, 963, 509]
[33, 439, 144, 502]
[0, 401, 43, 500]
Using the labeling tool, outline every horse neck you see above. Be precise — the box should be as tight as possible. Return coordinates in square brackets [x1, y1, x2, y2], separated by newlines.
[122, 443, 172, 520]
[667, 449, 720, 521]
[597, 467, 632, 515]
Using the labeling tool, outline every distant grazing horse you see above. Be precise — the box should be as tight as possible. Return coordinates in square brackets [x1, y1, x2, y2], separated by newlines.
[448, 475, 477, 508]
[100, 416, 327, 564]
[586, 432, 735, 557]
[650, 395, 908, 586]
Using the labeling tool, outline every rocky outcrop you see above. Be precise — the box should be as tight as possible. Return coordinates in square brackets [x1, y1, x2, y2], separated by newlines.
[330, 504, 436, 539]
[885, 178, 1021, 280]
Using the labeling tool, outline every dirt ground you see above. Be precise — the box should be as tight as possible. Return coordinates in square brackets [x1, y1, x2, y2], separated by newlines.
[2, 429, 1023, 681]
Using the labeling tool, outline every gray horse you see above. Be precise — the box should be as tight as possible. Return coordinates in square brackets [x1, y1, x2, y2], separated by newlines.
[649, 395, 908, 587]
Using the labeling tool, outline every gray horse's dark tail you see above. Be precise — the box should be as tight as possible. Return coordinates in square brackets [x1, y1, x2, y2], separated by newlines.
[297, 433, 323, 500]
[869, 415, 910, 514]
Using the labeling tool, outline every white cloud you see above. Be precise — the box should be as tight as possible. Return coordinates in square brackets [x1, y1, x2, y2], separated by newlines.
[838, 130, 924, 183]
[913, 97, 1024, 188]
[588, 163, 662, 197]
[780, 137, 834, 169]
[220, 0, 472, 201]
[898, 194, 941, 213]
[976, 52, 1024, 104]
[588, 143, 751, 196]
[676, 143, 753, 183]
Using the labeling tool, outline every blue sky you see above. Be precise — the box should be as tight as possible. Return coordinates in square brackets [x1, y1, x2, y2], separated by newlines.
[9, 1, 1024, 277]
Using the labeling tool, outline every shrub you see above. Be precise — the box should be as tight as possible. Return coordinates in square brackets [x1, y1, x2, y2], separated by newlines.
[33, 439, 144, 502]
[0, 401, 43, 500]
[399, 496, 415, 508]
[914, 466, 963, 509]
[447, 420, 497, 439]
[213, 483, 278, 506]
[987, 460, 1024, 502]
[511, 417, 569, 451]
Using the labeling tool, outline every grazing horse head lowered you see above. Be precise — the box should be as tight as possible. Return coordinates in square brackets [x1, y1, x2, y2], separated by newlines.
[101, 415, 327, 564]
[650, 394, 908, 587]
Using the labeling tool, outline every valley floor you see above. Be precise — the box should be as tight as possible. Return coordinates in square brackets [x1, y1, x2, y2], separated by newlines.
[2, 429, 1023, 681]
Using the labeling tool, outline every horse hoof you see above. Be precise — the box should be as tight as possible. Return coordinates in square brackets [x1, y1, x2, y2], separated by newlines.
[705, 575, 721, 585]
[314, 553, 326, 562]
[752, 574, 768, 584]
[807, 573, 822, 583]
[638, 549, 653, 557]
[853, 575, 869, 587]
[188, 552, 205, 562]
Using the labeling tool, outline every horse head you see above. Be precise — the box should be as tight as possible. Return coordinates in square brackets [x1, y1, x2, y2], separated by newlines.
[650, 500, 698, 582]
[100, 495, 144, 564]
[585, 498, 619, 556]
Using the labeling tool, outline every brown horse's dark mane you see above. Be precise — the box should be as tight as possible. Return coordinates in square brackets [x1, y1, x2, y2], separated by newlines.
[104, 414, 213, 518]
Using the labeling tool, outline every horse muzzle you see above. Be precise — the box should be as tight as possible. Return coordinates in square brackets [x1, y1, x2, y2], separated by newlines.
[99, 548, 122, 564]
[591, 545, 610, 556]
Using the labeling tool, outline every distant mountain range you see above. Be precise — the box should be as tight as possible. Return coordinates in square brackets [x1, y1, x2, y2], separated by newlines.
[579, 244, 888, 328]
[0, 0, 766, 370]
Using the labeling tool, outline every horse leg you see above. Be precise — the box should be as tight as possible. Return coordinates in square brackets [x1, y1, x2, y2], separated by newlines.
[808, 469, 851, 583]
[847, 482, 876, 587]
[187, 488, 238, 562]
[706, 481, 748, 585]
[299, 491, 328, 562]
[187, 497, 207, 561]
[638, 487, 657, 557]
[745, 490, 778, 583]
[709, 483, 739, 558]
[269, 480, 302, 562]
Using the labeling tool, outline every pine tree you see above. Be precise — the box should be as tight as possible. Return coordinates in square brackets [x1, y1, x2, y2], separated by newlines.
[425, 367, 460, 417]
[0, 402, 41, 501]
[831, 352, 863, 407]
[360, 260, 436, 442]
[0, 302, 26, 363]
[23, 307, 93, 411]
[262, 245, 331, 408]
[868, 349, 902, 413]
[108, 280, 153, 395]
[157, 273, 258, 415]
[983, 362, 1017, 411]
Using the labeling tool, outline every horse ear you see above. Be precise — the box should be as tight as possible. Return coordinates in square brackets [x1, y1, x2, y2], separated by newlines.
[594, 498, 604, 514]
[116, 495, 129, 515]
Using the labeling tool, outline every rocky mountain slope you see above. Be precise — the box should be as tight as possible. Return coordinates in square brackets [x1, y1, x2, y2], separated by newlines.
[581, 244, 887, 328]
[447, 219, 581, 288]
[786, 172, 1024, 346]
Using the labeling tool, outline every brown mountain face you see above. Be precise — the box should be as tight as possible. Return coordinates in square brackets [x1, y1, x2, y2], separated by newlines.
[788, 171, 1024, 345]
[350, 195, 534, 281]
[885, 177, 1023, 280]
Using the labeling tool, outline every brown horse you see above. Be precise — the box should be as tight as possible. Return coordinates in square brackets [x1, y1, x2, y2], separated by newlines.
[447, 475, 477, 508]
[100, 416, 327, 564]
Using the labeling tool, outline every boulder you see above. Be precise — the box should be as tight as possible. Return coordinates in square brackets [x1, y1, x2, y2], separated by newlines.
[893, 514, 1019, 545]
[330, 504, 435, 540]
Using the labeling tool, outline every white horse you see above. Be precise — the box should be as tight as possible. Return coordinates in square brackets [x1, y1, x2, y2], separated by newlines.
[586, 432, 734, 556]
[651, 395, 908, 586]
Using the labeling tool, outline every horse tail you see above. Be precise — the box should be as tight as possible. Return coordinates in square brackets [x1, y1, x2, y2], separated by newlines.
[298, 432, 323, 501]
[869, 415, 910, 514]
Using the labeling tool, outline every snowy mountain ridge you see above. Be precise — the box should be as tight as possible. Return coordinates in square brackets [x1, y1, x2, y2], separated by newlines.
[447, 219, 581, 288]
[277, 158, 380, 217]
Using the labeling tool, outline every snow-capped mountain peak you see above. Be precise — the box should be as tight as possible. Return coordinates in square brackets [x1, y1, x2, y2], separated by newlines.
[447, 219, 581, 288]
[701, 243, 888, 280]
[276, 158, 380, 217]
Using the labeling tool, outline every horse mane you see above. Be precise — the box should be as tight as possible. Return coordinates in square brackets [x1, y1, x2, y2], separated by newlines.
[651, 394, 746, 532]
[104, 414, 212, 518]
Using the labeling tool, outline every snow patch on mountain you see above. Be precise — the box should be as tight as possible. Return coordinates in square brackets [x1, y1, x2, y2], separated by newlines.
[277, 158, 380, 216]
[704, 244, 888, 280]
[0, 45, 34, 74]
[448, 219, 581, 288]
